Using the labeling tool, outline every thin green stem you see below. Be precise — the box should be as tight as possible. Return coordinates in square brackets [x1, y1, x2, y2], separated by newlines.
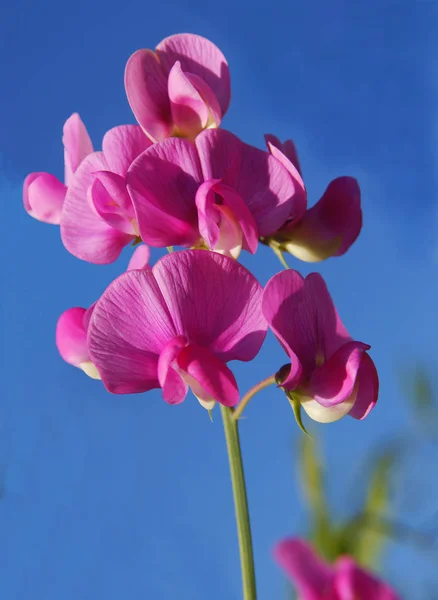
[233, 375, 277, 421]
[221, 405, 257, 600]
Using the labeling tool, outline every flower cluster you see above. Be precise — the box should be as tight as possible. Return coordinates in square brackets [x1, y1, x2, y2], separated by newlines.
[25, 32, 377, 424]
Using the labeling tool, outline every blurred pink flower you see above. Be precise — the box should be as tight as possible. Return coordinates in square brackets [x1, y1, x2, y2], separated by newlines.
[274, 538, 399, 600]
[23, 113, 93, 224]
[125, 33, 231, 141]
[60, 125, 152, 264]
[262, 270, 378, 423]
[127, 129, 305, 259]
[265, 134, 362, 262]
[87, 250, 267, 410]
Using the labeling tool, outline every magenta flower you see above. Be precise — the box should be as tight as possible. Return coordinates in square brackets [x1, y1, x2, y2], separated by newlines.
[125, 33, 231, 142]
[23, 113, 93, 224]
[265, 134, 362, 262]
[127, 129, 305, 259]
[87, 250, 267, 410]
[60, 125, 152, 264]
[56, 245, 151, 378]
[274, 538, 399, 600]
[262, 270, 378, 423]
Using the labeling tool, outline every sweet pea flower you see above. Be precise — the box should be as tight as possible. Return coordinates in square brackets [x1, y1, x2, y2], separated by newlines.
[23, 113, 93, 224]
[274, 538, 399, 600]
[87, 250, 267, 410]
[125, 33, 231, 142]
[127, 129, 306, 259]
[61, 125, 152, 264]
[265, 134, 362, 262]
[56, 245, 151, 378]
[262, 270, 378, 423]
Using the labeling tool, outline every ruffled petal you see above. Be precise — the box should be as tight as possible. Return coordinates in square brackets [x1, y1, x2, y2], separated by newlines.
[127, 244, 151, 271]
[102, 124, 153, 175]
[168, 62, 210, 138]
[156, 33, 231, 116]
[265, 133, 302, 175]
[124, 49, 173, 141]
[63, 113, 93, 186]
[23, 172, 66, 224]
[348, 352, 379, 420]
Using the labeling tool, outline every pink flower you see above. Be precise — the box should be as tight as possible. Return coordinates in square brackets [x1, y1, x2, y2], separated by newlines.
[87, 250, 267, 410]
[274, 538, 399, 600]
[60, 125, 152, 264]
[127, 129, 305, 259]
[125, 33, 231, 142]
[55, 245, 151, 378]
[265, 134, 362, 262]
[262, 270, 378, 423]
[23, 113, 93, 224]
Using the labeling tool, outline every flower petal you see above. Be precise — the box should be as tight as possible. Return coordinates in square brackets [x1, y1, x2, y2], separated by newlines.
[168, 61, 210, 138]
[334, 557, 399, 600]
[63, 113, 93, 186]
[152, 250, 267, 362]
[273, 539, 334, 600]
[23, 172, 66, 224]
[265, 133, 302, 175]
[348, 352, 379, 420]
[89, 176, 136, 235]
[102, 124, 153, 175]
[56, 307, 89, 367]
[177, 343, 239, 406]
[196, 129, 298, 235]
[283, 177, 362, 262]
[158, 335, 189, 404]
[127, 244, 151, 271]
[124, 49, 173, 141]
[88, 269, 176, 394]
[262, 271, 351, 388]
[61, 153, 133, 264]
[156, 33, 231, 116]
[127, 138, 201, 247]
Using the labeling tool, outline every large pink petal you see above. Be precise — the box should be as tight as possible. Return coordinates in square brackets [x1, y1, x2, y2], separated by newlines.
[152, 250, 267, 362]
[168, 62, 210, 138]
[283, 177, 362, 262]
[56, 307, 89, 367]
[262, 271, 351, 388]
[23, 172, 66, 224]
[156, 33, 231, 116]
[127, 138, 201, 247]
[61, 153, 133, 264]
[265, 133, 302, 175]
[177, 343, 239, 406]
[124, 49, 173, 141]
[127, 244, 151, 271]
[63, 113, 93, 186]
[102, 124, 153, 175]
[274, 539, 334, 600]
[348, 352, 379, 420]
[334, 557, 399, 600]
[196, 129, 298, 235]
[87, 269, 176, 394]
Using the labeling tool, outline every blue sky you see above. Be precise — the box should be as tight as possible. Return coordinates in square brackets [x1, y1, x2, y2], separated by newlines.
[2, 1, 438, 598]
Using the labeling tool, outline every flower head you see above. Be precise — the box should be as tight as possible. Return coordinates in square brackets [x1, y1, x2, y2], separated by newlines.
[87, 250, 267, 410]
[125, 33, 231, 142]
[127, 129, 305, 259]
[262, 270, 378, 423]
[60, 125, 152, 264]
[24, 113, 93, 224]
[274, 538, 399, 600]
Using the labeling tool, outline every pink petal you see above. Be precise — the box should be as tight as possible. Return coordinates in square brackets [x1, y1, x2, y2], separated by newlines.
[23, 172, 66, 224]
[156, 33, 231, 116]
[184, 71, 222, 127]
[127, 138, 202, 247]
[196, 129, 298, 235]
[152, 250, 267, 362]
[89, 178, 136, 235]
[177, 343, 239, 406]
[265, 133, 302, 175]
[56, 307, 89, 367]
[168, 62, 210, 138]
[61, 153, 134, 264]
[348, 352, 379, 420]
[283, 177, 362, 262]
[262, 271, 351, 389]
[88, 269, 176, 394]
[158, 335, 189, 404]
[102, 125, 153, 175]
[124, 49, 173, 141]
[127, 245, 151, 271]
[273, 539, 334, 600]
[334, 557, 399, 600]
[63, 113, 93, 186]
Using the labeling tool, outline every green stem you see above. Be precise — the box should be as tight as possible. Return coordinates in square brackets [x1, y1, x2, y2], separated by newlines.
[220, 405, 257, 600]
[233, 375, 277, 421]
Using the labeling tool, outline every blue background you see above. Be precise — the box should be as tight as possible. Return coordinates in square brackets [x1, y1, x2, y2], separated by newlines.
[2, 1, 438, 598]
